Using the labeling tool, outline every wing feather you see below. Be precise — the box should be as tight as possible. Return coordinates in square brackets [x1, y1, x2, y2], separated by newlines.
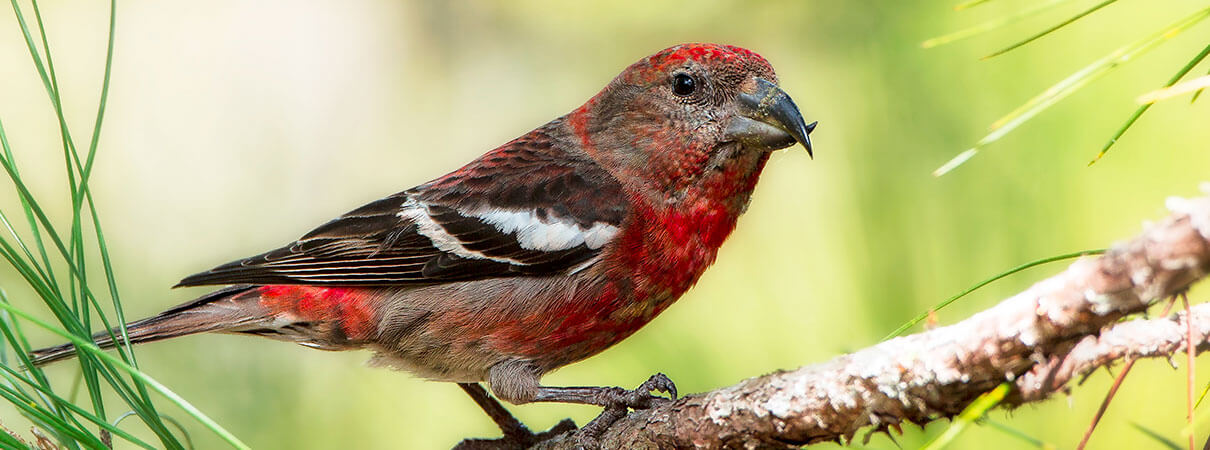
[176, 127, 628, 288]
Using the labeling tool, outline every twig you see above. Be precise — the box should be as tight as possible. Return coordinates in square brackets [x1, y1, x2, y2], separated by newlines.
[1077, 359, 1135, 450]
[524, 188, 1210, 449]
[1187, 292, 1196, 450]
[1077, 296, 1178, 450]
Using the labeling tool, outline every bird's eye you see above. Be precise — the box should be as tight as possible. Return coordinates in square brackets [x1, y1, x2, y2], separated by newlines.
[671, 73, 696, 96]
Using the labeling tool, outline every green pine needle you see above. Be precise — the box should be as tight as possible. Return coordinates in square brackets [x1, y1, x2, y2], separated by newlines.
[982, 0, 1119, 60]
[0, 302, 250, 450]
[984, 420, 1057, 449]
[1130, 423, 1183, 450]
[1192, 66, 1209, 103]
[0, 1, 245, 448]
[1091, 42, 1210, 164]
[921, 383, 1013, 450]
[954, 0, 994, 12]
[922, 0, 1070, 49]
[883, 249, 1104, 340]
[935, 5, 1210, 175]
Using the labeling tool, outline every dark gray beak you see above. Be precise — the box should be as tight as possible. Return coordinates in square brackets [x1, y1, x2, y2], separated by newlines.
[725, 78, 816, 157]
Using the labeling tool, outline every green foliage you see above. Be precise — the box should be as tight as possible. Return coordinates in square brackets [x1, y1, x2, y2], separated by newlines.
[927, 1, 1210, 175]
[0, 0, 246, 448]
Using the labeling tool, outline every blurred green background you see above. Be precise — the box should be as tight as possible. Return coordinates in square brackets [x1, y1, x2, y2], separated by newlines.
[2, 0, 1209, 448]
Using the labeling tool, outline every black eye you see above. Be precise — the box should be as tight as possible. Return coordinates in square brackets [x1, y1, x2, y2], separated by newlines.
[671, 73, 696, 96]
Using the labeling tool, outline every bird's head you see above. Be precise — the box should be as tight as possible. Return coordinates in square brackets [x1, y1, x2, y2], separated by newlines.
[569, 43, 815, 201]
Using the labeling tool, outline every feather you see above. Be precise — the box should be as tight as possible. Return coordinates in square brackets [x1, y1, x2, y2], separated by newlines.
[177, 129, 629, 287]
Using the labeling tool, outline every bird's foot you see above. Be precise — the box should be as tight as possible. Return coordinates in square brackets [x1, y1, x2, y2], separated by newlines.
[453, 418, 576, 450]
[459, 382, 577, 449]
[572, 373, 678, 448]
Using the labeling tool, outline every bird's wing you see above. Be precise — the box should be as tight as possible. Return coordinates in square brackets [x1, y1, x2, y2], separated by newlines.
[176, 131, 629, 287]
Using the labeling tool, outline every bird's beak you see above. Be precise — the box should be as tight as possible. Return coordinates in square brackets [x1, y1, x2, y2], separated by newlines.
[725, 77, 816, 157]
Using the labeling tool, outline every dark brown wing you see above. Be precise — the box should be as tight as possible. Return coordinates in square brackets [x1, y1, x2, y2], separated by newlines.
[176, 126, 629, 287]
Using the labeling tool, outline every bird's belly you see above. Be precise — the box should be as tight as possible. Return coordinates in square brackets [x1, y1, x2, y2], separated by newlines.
[369, 277, 678, 381]
[493, 291, 677, 371]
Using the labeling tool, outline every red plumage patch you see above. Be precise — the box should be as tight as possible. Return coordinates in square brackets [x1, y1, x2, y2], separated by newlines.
[641, 43, 773, 80]
[258, 285, 376, 340]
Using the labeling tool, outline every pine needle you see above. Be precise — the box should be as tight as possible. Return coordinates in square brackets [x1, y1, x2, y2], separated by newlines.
[883, 249, 1104, 340]
[935, 6, 1210, 175]
[982, 0, 1120, 59]
[921, 383, 1013, 450]
[1131, 423, 1184, 450]
[1092, 42, 1210, 164]
[1137, 75, 1210, 103]
[923, 0, 1070, 49]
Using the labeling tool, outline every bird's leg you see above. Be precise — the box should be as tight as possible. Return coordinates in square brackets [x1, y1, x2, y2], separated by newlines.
[458, 382, 536, 444]
[531, 373, 678, 408]
[486, 363, 678, 446]
[455, 382, 577, 449]
[530, 373, 678, 444]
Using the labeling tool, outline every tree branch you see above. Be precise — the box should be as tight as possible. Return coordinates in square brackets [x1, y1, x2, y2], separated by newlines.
[530, 187, 1210, 449]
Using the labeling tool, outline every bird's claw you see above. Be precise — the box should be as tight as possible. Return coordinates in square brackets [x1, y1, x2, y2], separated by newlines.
[572, 373, 679, 448]
[617, 372, 677, 409]
[640, 373, 678, 402]
[453, 419, 576, 450]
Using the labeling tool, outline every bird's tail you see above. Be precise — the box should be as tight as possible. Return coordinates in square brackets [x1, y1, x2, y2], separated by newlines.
[28, 285, 262, 366]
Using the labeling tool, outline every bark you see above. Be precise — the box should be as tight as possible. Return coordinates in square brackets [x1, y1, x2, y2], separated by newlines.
[528, 188, 1210, 449]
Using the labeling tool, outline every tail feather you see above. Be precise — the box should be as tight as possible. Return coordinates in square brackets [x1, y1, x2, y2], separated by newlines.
[29, 285, 259, 366]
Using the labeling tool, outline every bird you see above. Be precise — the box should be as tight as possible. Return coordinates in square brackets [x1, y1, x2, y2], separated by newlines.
[29, 42, 815, 446]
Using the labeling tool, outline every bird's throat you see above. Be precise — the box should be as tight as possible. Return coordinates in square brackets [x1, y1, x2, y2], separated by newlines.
[614, 149, 771, 296]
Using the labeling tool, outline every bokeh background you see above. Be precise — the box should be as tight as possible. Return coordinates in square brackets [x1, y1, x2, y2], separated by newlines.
[1, 1, 1209, 448]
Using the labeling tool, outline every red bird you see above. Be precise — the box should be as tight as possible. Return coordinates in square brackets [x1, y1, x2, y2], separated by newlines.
[31, 43, 814, 444]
